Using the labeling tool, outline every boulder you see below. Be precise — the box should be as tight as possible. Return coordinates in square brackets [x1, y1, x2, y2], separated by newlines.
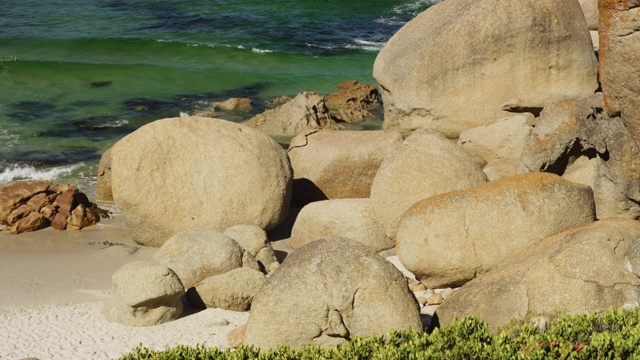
[458, 115, 532, 165]
[598, 0, 640, 146]
[109, 117, 292, 246]
[370, 129, 487, 239]
[396, 172, 596, 288]
[437, 218, 640, 330]
[579, 0, 599, 30]
[96, 148, 113, 201]
[186, 267, 266, 311]
[214, 97, 253, 111]
[243, 92, 341, 138]
[288, 130, 402, 205]
[152, 229, 245, 289]
[244, 238, 421, 349]
[102, 261, 184, 327]
[325, 80, 380, 123]
[373, 0, 598, 138]
[290, 198, 393, 253]
[227, 324, 247, 348]
[0, 181, 52, 224]
[522, 95, 640, 219]
[10, 212, 49, 234]
[224, 225, 279, 273]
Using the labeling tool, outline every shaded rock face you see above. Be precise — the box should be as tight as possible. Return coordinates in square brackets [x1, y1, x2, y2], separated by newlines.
[598, 1, 640, 146]
[290, 198, 392, 253]
[102, 261, 185, 327]
[325, 80, 381, 123]
[370, 129, 487, 240]
[96, 148, 113, 201]
[109, 117, 292, 247]
[223, 224, 279, 274]
[396, 172, 596, 288]
[522, 95, 640, 219]
[288, 130, 402, 205]
[437, 218, 640, 330]
[244, 238, 421, 349]
[243, 92, 341, 137]
[0, 181, 103, 234]
[151, 229, 245, 290]
[373, 0, 598, 138]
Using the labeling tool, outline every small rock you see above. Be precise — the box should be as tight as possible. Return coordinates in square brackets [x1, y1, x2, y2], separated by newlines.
[416, 296, 428, 306]
[210, 318, 230, 327]
[426, 293, 443, 305]
[412, 283, 426, 292]
[227, 323, 247, 348]
[435, 287, 456, 300]
[421, 304, 439, 316]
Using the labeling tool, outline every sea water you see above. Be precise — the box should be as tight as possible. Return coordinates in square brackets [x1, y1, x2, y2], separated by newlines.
[0, 0, 437, 194]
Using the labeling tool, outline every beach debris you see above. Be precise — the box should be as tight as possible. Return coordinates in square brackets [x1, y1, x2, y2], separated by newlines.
[0, 181, 107, 234]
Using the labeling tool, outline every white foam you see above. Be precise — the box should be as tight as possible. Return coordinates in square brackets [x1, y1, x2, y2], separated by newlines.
[0, 163, 83, 183]
[92, 119, 129, 128]
[251, 47, 274, 54]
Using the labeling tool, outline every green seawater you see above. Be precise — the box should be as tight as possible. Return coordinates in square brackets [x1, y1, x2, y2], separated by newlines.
[0, 0, 437, 190]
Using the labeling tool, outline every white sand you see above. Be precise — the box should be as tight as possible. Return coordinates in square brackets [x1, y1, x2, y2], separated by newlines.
[0, 208, 250, 360]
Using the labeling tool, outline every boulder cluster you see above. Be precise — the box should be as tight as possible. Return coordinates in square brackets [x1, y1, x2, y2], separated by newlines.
[96, 0, 640, 350]
[0, 181, 105, 234]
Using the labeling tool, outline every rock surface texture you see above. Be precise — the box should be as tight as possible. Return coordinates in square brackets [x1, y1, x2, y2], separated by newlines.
[324, 80, 381, 123]
[288, 130, 402, 204]
[244, 238, 421, 349]
[102, 261, 185, 327]
[598, 0, 640, 146]
[109, 117, 292, 247]
[373, 0, 598, 138]
[243, 92, 341, 137]
[396, 172, 596, 288]
[522, 95, 640, 219]
[370, 129, 487, 239]
[437, 218, 640, 330]
[290, 198, 392, 253]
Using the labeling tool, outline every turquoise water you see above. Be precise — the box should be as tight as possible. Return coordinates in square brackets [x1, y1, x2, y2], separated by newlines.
[0, 0, 436, 190]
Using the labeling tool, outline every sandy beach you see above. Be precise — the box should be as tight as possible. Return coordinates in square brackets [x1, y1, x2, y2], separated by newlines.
[0, 202, 251, 360]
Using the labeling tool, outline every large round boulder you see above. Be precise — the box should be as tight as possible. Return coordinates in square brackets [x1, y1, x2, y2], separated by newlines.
[396, 172, 596, 288]
[370, 129, 487, 239]
[373, 0, 598, 138]
[244, 238, 421, 349]
[110, 117, 292, 246]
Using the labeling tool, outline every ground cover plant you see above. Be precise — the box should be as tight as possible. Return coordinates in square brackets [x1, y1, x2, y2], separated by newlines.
[118, 307, 640, 359]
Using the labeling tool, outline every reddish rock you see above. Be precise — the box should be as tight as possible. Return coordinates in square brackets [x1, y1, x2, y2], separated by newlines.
[6, 204, 33, 226]
[0, 181, 52, 224]
[67, 203, 100, 230]
[598, 0, 640, 144]
[10, 212, 50, 234]
[325, 80, 380, 123]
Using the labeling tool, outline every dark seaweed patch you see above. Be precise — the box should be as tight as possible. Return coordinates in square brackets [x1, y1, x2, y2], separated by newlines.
[90, 81, 113, 88]
[7, 111, 48, 121]
[12, 148, 102, 166]
[11, 101, 56, 111]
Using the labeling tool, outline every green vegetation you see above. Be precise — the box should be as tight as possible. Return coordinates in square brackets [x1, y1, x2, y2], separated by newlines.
[118, 307, 640, 360]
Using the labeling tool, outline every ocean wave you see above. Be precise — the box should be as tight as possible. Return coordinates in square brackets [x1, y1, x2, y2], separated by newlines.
[0, 163, 83, 183]
[251, 47, 274, 54]
[91, 119, 129, 128]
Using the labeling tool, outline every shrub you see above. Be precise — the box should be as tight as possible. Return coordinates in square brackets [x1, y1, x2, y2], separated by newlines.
[118, 307, 640, 360]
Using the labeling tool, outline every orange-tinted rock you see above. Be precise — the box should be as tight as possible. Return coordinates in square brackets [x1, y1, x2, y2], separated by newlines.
[598, 0, 640, 144]
[10, 212, 50, 234]
[0, 181, 52, 224]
